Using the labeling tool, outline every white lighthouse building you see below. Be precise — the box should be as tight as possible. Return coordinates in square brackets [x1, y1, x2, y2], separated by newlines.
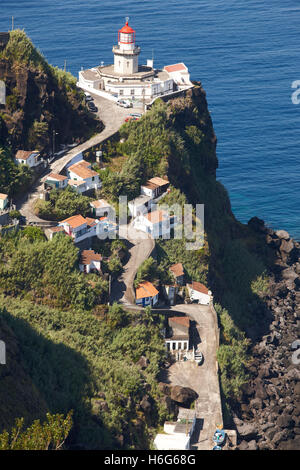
[78, 18, 193, 103]
[113, 19, 140, 75]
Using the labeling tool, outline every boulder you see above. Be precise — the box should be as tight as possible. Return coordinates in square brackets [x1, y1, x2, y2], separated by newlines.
[280, 239, 294, 254]
[169, 385, 198, 406]
[237, 422, 257, 440]
[276, 230, 290, 240]
[282, 268, 298, 281]
[247, 439, 259, 450]
[277, 414, 294, 428]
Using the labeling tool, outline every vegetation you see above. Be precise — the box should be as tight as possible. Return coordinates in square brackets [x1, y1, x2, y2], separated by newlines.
[0, 147, 33, 197]
[0, 231, 108, 309]
[35, 187, 92, 221]
[216, 304, 251, 400]
[0, 412, 73, 450]
[0, 298, 170, 449]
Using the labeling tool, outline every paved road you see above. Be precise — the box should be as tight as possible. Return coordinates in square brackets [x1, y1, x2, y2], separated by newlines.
[17, 94, 137, 222]
[110, 223, 155, 305]
[160, 303, 223, 450]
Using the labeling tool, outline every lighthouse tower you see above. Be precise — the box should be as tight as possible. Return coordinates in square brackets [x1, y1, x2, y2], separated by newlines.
[113, 18, 141, 75]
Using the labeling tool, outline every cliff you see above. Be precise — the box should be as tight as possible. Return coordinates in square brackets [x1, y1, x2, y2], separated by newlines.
[0, 30, 102, 152]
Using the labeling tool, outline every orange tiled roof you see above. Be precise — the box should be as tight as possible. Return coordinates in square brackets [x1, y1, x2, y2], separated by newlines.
[85, 217, 98, 228]
[136, 281, 159, 300]
[0, 193, 8, 200]
[15, 150, 38, 160]
[68, 179, 85, 187]
[90, 199, 111, 209]
[60, 214, 87, 229]
[145, 210, 169, 224]
[80, 250, 102, 265]
[188, 281, 209, 295]
[169, 316, 190, 328]
[164, 63, 187, 73]
[47, 173, 68, 181]
[49, 226, 65, 233]
[69, 161, 98, 179]
[170, 263, 184, 278]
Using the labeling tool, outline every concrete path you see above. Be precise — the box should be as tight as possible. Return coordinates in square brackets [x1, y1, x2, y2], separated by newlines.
[17, 94, 134, 223]
[110, 223, 155, 305]
[161, 303, 223, 450]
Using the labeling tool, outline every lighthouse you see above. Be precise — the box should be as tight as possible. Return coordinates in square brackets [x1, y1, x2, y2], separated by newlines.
[112, 18, 141, 75]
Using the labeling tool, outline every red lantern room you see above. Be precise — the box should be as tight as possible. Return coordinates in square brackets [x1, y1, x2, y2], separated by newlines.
[118, 18, 135, 45]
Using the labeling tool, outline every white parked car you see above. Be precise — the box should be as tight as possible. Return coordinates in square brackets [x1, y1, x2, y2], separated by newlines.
[116, 99, 132, 108]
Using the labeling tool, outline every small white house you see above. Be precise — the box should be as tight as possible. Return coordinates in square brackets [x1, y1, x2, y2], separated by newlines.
[44, 173, 68, 189]
[154, 408, 196, 450]
[15, 150, 40, 168]
[135, 281, 159, 307]
[128, 194, 151, 218]
[58, 215, 101, 243]
[187, 281, 211, 305]
[163, 63, 193, 87]
[67, 160, 101, 192]
[0, 193, 9, 211]
[140, 177, 169, 199]
[134, 209, 177, 238]
[79, 250, 102, 273]
[90, 199, 114, 219]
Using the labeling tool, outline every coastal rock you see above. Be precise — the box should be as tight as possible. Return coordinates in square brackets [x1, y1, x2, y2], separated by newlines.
[236, 422, 257, 440]
[276, 230, 290, 240]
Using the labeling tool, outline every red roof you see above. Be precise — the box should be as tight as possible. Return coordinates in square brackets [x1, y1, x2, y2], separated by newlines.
[169, 316, 190, 328]
[136, 281, 159, 300]
[170, 263, 184, 278]
[164, 63, 187, 73]
[119, 21, 135, 34]
[188, 281, 209, 295]
[80, 250, 102, 265]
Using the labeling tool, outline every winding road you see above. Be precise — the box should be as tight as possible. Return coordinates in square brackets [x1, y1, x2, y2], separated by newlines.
[17, 94, 133, 223]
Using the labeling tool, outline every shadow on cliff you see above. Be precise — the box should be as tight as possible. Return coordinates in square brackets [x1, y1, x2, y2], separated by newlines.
[0, 309, 114, 449]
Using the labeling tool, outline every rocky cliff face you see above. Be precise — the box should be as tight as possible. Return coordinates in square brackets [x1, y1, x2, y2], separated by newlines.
[233, 223, 300, 450]
[0, 31, 102, 152]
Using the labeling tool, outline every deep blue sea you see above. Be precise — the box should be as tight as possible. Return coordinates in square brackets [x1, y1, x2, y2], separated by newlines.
[1, 1, 300, 238]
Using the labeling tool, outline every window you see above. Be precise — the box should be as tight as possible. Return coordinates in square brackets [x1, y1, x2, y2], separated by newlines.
[92, 176, 94, 181]
[119, 61, 121, 67]
[119, 90, 124, 96]
[130, 89, 135, 95]
[178, 342, 182, 350]
[127, 61, 129, 68]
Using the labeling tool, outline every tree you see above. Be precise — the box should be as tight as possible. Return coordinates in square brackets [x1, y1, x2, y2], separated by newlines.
[0, 411, 73, 450]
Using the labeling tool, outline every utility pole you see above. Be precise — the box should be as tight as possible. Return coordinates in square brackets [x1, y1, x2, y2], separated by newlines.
[64, 60, 67, 73]
[11, 16, 14, 31]
[52, 130, 58, 158]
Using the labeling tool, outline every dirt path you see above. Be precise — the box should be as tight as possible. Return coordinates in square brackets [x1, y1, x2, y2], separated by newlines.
[110, 223, 155, 305]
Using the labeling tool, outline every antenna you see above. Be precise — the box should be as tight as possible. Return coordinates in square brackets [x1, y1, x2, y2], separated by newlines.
[125, 16, 129, 24]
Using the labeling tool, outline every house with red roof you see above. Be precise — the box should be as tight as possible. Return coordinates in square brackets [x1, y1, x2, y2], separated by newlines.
[79, 250, 102, 274]
[67, 160, 101, 193]
[165, 316, 190, 352]
[187, 281, 212, 305]
[134, 209, 177, 238]
[135, 281, 159, 307]
[163, 63, 192, 87]
[15, 150, 40, 168]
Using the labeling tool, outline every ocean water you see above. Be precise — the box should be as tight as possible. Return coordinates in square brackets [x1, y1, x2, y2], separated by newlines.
[1, 0, 300, 238]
